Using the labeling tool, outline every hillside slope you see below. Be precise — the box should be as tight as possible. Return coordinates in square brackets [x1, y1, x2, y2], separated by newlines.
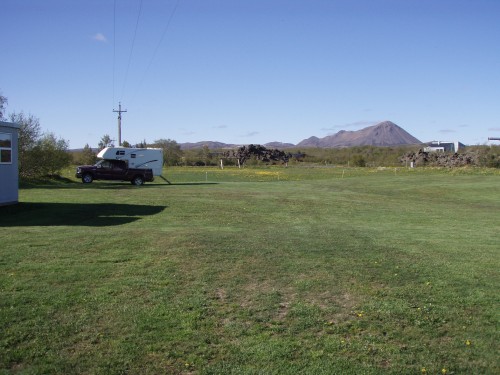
[298, 121, 421, 147]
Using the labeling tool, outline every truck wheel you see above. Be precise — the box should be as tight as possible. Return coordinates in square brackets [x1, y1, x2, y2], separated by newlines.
[131, 176, 144, 186]
[82, 173, 93, 183]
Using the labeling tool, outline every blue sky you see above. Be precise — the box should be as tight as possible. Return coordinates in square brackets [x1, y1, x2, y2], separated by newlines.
[2, 0, 500, 148]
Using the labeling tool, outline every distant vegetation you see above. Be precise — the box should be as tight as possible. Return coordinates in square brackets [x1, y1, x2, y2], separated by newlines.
[70, 143, 500, 169]
[11, 112, 71, 179]
[284, 145, 421, 167]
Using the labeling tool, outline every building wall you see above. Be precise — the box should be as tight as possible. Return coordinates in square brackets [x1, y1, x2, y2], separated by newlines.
[0, 122, 20, 205]
[424, 141, 464, 153]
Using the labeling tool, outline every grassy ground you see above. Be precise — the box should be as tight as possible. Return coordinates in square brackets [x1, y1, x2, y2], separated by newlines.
[1, 167, 499, 374]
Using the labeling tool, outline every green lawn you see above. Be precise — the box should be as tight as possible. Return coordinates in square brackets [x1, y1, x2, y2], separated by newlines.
[1, 167, 499, 374]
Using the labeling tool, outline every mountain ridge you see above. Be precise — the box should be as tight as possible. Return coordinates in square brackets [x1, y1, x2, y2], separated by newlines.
[179, 121, 421, 149]
[297, 121, 421, 148]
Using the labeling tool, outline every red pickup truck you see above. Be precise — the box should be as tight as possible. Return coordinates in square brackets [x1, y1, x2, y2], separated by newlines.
[76, 159, 154, 185]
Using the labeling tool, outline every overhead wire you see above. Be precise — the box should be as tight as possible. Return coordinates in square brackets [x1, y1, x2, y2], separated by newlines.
[112, 0, 116, 108]
[119, 0, 144, 102]
[130, 0, 181, 104]
[112, 0, 181, 108]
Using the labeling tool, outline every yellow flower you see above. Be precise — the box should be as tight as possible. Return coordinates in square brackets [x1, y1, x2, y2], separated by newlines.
[442, 368, 447, 374]
[421, 368, 427, 374]
[466, 339, 471, 345]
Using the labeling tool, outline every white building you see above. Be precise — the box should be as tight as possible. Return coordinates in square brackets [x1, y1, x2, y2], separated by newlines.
[0, 121, 20, 205]
[424, 141, 465, 153]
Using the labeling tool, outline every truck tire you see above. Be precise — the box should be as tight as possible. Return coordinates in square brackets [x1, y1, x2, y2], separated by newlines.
[131, 175, 144, 186]
[82, 173, 93, 183]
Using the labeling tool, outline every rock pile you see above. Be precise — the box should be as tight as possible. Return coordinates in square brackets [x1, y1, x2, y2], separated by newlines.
[401, 149, 479, 167]
[223, 144, 292, 166]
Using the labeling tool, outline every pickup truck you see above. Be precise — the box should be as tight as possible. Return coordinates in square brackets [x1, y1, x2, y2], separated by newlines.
[76, 159, 154, 185]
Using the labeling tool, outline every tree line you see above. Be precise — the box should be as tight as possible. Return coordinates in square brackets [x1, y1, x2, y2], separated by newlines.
[79, 140, 498, 169]
[286, 145, 499, 168]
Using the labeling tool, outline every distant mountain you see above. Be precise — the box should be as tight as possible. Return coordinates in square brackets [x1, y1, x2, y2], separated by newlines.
[170, 121, 421, 150]
[297, 121, 421, 147]
[264, 141, 295, 149]
[179, 141, 238, 150]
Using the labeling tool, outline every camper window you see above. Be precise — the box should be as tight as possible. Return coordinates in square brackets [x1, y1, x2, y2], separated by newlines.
[116, 150, 125, 156]
[131, 154, 136, 158]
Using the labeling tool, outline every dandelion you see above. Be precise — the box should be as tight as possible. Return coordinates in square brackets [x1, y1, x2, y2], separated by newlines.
[442, 368, 447, 374]
[421, 368, 427, 374]
[466, 339, 471, 346]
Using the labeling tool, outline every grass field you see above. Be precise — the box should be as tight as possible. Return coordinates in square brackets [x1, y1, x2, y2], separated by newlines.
[1, 167, 499, 374]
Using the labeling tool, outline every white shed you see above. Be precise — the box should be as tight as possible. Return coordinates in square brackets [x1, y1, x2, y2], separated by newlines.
[0, 121, 20, 206]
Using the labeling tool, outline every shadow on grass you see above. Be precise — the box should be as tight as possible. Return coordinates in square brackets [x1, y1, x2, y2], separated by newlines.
[0, 202, 167, 227]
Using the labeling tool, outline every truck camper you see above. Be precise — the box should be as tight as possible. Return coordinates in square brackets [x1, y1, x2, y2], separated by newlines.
[97, 147, 163, 176]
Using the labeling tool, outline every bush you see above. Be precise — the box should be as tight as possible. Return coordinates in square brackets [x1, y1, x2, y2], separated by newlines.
[20, 133, 72, 178]
[74, 144, 97, 166]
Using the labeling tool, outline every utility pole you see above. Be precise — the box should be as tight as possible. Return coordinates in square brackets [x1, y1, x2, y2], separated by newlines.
[113, 102, 127, 146]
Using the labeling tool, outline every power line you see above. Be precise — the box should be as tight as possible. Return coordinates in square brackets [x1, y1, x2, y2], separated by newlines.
[120, 0, 144, 102]
[130, 0, 181, 103]
[111, 0, 181, 144]
[112, 0, 117, 108]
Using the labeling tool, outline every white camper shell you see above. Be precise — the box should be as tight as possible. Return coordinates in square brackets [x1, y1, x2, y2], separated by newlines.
[97, 147, 163, 176]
